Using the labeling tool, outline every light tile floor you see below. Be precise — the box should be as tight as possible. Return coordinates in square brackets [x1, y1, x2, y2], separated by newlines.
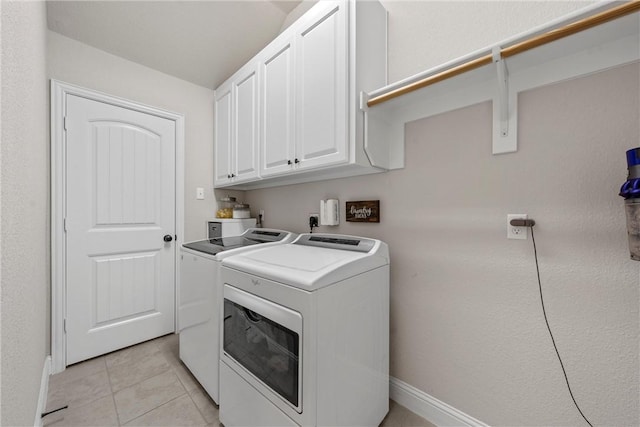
[43, 334, 435, 427]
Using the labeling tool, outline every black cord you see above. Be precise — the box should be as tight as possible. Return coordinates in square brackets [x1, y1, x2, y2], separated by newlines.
[42, 405, 68, 418]
[309, 216, 318, 234]
[530, 227, 594, 427]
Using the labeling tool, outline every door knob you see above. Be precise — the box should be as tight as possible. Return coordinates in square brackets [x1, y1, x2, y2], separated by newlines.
[163, 234, 173, 242]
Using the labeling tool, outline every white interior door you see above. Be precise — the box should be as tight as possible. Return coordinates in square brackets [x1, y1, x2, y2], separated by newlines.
[65, 94, 176, 365]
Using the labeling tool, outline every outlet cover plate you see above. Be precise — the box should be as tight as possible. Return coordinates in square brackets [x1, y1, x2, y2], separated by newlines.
[507, 214, 528, 239]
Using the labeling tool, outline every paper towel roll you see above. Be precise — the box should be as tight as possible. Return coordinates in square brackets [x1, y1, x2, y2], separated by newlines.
[321, 199, 339, 226]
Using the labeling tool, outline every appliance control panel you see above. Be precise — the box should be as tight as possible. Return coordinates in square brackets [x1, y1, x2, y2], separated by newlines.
[294, 234, 376, 253]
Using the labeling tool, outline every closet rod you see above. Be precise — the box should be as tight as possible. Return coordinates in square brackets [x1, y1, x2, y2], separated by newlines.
[367, 0, 640, 108]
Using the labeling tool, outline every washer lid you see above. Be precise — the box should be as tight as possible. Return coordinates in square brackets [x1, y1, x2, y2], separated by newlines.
[182, 228, 297, 257]
[182, 236, 258, 255]
[222, 234, 389, 290]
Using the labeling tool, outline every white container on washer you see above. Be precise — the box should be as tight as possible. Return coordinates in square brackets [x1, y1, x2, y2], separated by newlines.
[233, 204, 251, 219]
[207, 218, 256, 238]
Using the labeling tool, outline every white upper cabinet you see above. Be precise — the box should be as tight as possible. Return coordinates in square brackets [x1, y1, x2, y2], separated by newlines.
[295, 1, 347, 171]
[215, 0, 390, 189]
[233, 64, 260, 182]
[260, 1, 347, 178]
[260, 35, 295, 177]
[214, 82, 232, 186]
[214, 62, 260, 187]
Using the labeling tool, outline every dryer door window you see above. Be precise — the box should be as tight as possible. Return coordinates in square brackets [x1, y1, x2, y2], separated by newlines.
[223, 288, 302, 411]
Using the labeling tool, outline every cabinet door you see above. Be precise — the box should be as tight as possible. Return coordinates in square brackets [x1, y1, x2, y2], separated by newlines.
[260, 38, 295, 177]
[233, 65, 260, 182]
[214, 84, 233, 186]
[295, 1, 348, 170]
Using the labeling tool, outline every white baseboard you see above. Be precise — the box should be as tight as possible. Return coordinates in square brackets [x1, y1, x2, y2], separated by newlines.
[389, 376, 489, 427]
[34, 356, 51, 427]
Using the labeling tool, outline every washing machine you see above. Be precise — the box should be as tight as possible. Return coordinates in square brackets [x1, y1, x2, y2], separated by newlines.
[178, 228, 297, 403]
[219, 233, 390, 426]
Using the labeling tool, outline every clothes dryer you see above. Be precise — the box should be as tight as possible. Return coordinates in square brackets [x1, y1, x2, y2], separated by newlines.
[220, 233, 390, 426]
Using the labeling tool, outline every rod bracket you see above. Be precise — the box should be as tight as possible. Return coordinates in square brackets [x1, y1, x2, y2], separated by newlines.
[359, 91, 370, 112]
[492, 46, 517, 154]
[493, 47, 509, 137]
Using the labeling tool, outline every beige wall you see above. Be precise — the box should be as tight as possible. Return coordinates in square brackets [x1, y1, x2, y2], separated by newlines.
[1, 1, 49, 425]
[242, 2, 639, 425]
[383, 0, 597, 83]
[47, 31, 216, 243]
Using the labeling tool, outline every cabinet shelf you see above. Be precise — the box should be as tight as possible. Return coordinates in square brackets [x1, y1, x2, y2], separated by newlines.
[362, 0, 640, 156]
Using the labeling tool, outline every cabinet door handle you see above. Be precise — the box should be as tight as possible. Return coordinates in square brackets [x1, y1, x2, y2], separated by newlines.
[287, 160, 292, 165]
[231, 173, 236, 178]
[294, 158, 300, 164]
[227, 174, 231, 178]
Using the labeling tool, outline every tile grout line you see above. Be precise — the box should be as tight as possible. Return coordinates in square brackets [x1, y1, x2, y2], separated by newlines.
[44, 357, 112, 426]
[104, 354, 123, 427]
[111, 367, 188, 425]
[108, 347, 169, 392]
[160, 338, 213, 426]
[164, 347, 212, 424]
[50, 362, 112, 418]
[123, 392, 190, 427]
[187, 387, 216, 426]
[108, 340, 194, 426]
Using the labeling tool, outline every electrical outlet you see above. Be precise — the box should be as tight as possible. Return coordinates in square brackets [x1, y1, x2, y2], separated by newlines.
[507, 214, 528, 239]
[196, 187, 204, 200]
[309, 213, 319, 229]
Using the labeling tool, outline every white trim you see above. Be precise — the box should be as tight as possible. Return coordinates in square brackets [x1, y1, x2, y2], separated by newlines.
[50, 80, 185, 373]
[34, 356, 51, 427]
[390, 376, 489, 427]
[174, 111, 185, 335]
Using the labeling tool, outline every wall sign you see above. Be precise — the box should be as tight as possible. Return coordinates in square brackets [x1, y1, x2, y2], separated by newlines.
[346, 200, 380, 223]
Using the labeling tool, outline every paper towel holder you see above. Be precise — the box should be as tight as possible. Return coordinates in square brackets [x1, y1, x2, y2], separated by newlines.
[320, 199, 339, 226]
